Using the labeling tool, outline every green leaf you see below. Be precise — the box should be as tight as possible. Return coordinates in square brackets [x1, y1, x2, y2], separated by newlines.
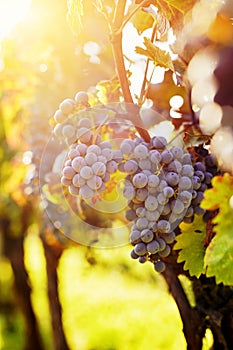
[201, 174, 233, 285]
[135, 38, 174, 71]
[66, 0, 84, 35]
[174, 215, 206, 277]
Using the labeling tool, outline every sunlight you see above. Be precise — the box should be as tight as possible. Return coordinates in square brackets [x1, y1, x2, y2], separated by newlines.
[0, 0, 31, 41]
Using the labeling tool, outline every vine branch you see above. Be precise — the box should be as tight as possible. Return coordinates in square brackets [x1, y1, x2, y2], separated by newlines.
[162, 262, 206, 350]
[110, 0, 151, 142]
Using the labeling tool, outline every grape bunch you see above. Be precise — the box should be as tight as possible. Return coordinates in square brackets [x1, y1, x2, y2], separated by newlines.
[118, 136, 195, 272]
[60, 118, 123, 200]
[53, 91, 90, 145]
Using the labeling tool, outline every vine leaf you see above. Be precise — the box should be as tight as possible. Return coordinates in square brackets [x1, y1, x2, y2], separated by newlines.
[174, 215, 206, 278]
[135, 38, 174, 71]
[131, 9, 154, 34]
[66, 0, 84, 35]
[163, 0, 197, 14]
[201, 174, 233, 285]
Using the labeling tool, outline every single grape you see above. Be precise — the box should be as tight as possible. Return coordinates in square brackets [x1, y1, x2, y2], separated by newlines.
[62, 166, 76, 180]
[54, 123, 63, 137]
[145, 196, 158, 211]
[182, 153, 192, 165]
[147, 240, 160, 254]
[161, 203, 171, 215]
[194, 206, 206, 215]
[120, 140, 134, 155]
[148, 174, 160, 188]
[205, 172, 213, 184]
[200, 183, 207, 192]
[99, 141, 112, 149]
[178, 190, 192, 205]
[184, 206, 194, 218]
[151, 136, 167, 149]
[61, 176, 71, 186]
[162, 231, 176, 244]
[158, 179, 167, 191]
[167, 160, 182, 173]
[76, 143, 88, 156]
[59, 98, 75, 114]
[101, 148, 113, 161]
[181, 164, 194, 177]
[157, 238, 166, 251]
[68, 148, 80, 160]
[139, 159, 151, 170]
[192, 191, 204, 205]
[192, 176, 202, 190]
[136, 207, 146, 217]
[134, 242, 147, 256]
[149, 149, 162, 164]
[130, 230, 141, 245]
[97, 155, 107, 164]
[92, 162, 106, 176]
[136, 188, 148, 202]
[75, 91, 89, 104]
[125, 209, 137, 221]
[139, 256, 147, 263]
[130, 249, 138, 259]
[171, 146, 183, 159]
[72, 173, 86, 187]
[123, 183, 135, 200]
[171, 199, 185, 214]
[132, 173, 148, 188]
[140, 229, 154, 243]
[87, 144, 101, 156]
[161, 150, 174, 164]
[145, 210, 160, 222]
[72, 156, 86, 172]
[134, 144, 149, 159]
[157, 220, 171, 233]
[158, 245, 171, 257]
[87, 175, 102, 190]
[163, 186, 174, 198]
[154, 260, 166, 273]
[68, 184, 80, 196]
[157, 193, 168, 205]
[194, 170, 205, 182]
[124, 160, 138, 174]
[80, 166, 94, 180]
[136, 217, 149, 230]
[79, 184, 94, 199]
[106, 160, 118, 173]
[62, 125, 76, 139]
[166, 172, 179, 186]
[179, 176, 192, 190]
[77, 117, 92, 129]
[112, 150, 123, 162]
[85, 152, 98, 166]
[194, 162, 206, 172]
[77, 127, 92, 144]
[54, 109, 67, 123]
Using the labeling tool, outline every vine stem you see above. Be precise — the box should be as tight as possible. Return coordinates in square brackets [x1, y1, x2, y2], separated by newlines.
[111, 0, 151, 142]
[162, 263, 205, 350]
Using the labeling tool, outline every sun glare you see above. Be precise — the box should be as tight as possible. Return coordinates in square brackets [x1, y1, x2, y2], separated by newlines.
[0, 0, 31, 41]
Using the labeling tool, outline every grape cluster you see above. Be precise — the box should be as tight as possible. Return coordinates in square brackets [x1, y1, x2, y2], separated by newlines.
[119, 136, 194, 272]
[60, 117, 122, 200]
[53, 91, 90, 145]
